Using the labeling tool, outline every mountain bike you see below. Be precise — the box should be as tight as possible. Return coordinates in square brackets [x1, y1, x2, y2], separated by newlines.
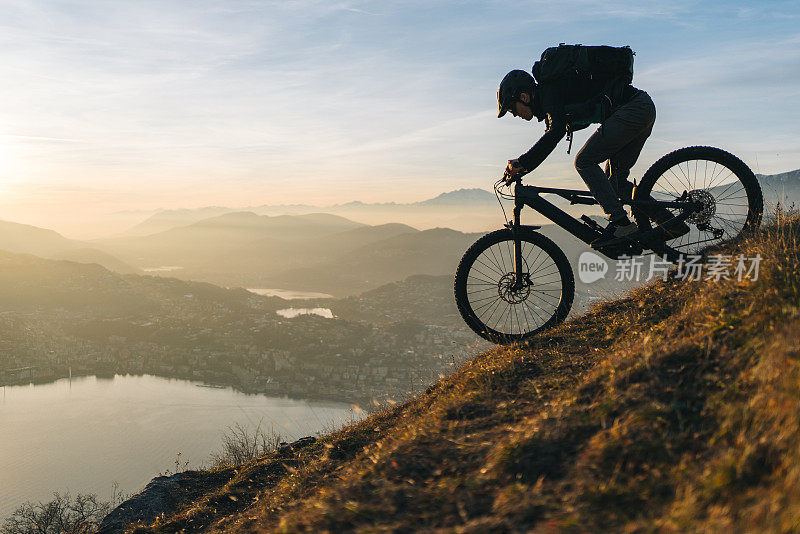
[454, 146, 763, 344]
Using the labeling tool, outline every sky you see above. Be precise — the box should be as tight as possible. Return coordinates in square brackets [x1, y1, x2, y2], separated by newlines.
[0, 0, 798, 237]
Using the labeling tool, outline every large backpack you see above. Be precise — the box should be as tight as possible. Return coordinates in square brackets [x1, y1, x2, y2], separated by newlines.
[532, 44, 635, 152]
[531, 44, 634, 89]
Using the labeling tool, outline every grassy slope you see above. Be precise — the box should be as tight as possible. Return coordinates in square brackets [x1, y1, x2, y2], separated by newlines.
[130, 216, 800, 533]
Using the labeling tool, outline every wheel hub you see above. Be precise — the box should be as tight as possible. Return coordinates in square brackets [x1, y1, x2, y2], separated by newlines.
[686, 189, 716, 225]
[497, 273, 531, 304]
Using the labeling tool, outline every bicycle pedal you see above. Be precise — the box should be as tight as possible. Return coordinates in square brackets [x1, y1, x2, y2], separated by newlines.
[580, 215, 604, 232]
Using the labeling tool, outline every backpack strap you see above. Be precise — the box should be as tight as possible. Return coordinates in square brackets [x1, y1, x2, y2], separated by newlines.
[565, 125, 574, 154]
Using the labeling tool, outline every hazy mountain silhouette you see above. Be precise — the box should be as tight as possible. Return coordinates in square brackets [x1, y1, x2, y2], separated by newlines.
[113, 189, 507, 237]
[0, 220, 141, 274]
[112, 186, 613, 237]
[100, 168, 800, 240]
[260, 228, 483, 296]
[417, 188, 497, 206]
[0, 220, 79, 256]
[94, 212, 365, 269]
[49, 248, 142, 274]
[758, 169, 800, 209]
[201, 222, 420, 277]
[120, 206, 237, 237]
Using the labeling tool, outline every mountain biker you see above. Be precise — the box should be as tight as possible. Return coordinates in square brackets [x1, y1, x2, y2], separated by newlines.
[497, 67, 655, 244]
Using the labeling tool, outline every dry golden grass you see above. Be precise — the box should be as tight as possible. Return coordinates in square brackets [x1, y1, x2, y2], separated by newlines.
[129, 214, 800, 533]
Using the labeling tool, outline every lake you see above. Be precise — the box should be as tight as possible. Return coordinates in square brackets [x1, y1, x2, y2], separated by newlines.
[276, 307, 335, 319]
[246, 288, 334, 299]
[0, 375, 358, 519]
[141, 266, 184, 272]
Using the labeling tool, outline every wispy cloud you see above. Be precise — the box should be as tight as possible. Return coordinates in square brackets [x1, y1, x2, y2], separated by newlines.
[639, 35, 800, 92]
[0, 0, 798, 234]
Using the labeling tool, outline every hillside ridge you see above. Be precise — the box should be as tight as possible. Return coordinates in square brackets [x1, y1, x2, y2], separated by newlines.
[108, 215, 799, 532]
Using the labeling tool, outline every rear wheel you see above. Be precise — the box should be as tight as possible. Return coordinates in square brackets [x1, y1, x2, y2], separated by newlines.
[632, 146, 763, 257]
[454, 229, 574, 344]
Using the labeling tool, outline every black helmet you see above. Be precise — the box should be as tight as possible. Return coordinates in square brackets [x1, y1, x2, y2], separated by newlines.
[497, 69, 535, 118]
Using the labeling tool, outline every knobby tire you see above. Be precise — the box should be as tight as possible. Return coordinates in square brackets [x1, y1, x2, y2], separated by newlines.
[454, 229, 574, 344]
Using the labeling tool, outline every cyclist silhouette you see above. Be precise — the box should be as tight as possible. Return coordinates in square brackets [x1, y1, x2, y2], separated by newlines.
[497, 68, 656, 244]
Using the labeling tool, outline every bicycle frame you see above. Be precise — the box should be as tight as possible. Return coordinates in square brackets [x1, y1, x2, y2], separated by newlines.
[506, 180, 700, 280]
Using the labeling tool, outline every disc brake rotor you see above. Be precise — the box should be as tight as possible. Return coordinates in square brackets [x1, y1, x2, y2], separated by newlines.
[497, 273, 531, 304]
[686, 189, 716, 225]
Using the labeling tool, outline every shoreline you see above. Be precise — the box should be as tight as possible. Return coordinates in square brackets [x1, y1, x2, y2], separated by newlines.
[0, 369, 382, 407]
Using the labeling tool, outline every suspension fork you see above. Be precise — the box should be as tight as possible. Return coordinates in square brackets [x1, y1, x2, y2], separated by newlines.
[504, 180, 533, 288]
[513, 204, 524, 282]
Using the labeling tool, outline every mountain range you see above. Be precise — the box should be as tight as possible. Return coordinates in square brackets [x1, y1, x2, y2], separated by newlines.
[0, 169, 797, 298]
[119, 188, 502, 237]
[116, 169, 800, 238]
[93, 212, 366, 271]
[758, 169, 800, 210]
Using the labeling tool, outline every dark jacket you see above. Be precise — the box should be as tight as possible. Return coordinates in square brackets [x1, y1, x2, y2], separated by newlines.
[517, 81, 639, 171]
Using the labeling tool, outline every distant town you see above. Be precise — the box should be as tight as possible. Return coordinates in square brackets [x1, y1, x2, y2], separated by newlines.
[0, 274, 486, 404]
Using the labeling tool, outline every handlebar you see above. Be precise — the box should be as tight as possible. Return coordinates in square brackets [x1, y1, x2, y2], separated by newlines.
[502, 168, 531, 186]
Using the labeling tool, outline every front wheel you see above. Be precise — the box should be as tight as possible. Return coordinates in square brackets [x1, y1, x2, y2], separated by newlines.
[454, 229, 574, 344]
[632, 146, 763, 257]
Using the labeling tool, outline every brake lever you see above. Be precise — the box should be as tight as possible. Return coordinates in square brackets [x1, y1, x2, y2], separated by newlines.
[503, 170, 527, 186]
